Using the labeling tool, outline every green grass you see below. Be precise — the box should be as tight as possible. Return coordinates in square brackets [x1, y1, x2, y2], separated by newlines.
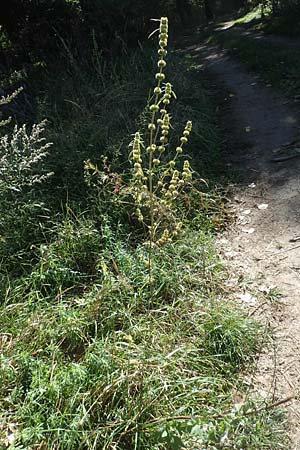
[211, 29, 300, 97]
[0, 227, 287, 449]
[230, 4, 266, 26]
[37, 48, 223, 203]
[235, 5, 264, 24]
[0, 26, 288, 449]
[0, 44, 226, 278]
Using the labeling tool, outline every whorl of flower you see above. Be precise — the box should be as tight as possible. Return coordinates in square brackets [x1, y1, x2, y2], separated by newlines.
[158, 112, 170, 147]
[161, 82, 176, 107]
[135, 207, 144, 222]
[177, 120, 193, 154]
[159, 17, 168, 48]
[154, 18, 168, 90]
[182, 160, 192, 180]
[156, 228, 170, 246]
[165, 169, 181, 199]
[146, 144, 156, 154]
[131, 132, 144, 181]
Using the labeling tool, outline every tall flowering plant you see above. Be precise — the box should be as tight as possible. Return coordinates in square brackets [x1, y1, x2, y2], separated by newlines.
[85, 17, 193, 296]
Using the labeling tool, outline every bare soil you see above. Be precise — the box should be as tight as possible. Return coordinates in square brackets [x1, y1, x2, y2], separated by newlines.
[217, 23, 300, 49]
[190, 42, 300, 447]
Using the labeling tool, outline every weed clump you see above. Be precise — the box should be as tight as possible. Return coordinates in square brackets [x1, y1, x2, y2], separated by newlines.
[0, 116, 53, 279]
[85, 18, 197, 296]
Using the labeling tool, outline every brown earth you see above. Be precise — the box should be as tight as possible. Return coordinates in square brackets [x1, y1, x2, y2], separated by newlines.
[186, 40, 300, 447]
[217, 23, 300, 49]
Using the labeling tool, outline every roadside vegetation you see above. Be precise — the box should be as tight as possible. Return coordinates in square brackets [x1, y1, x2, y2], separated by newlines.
[262, 1, 300, 37]
[225, 1, 300, 37]
[0, 3, 289, 449]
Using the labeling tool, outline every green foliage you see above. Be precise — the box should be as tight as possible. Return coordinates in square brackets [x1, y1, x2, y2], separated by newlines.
[36, 44, 221, 205]
[0, 0, 179, 68]
[21, 217, 104, 298]
[0, 117, 53, 278]
[0, 120, 52, 191]
[265, 0, 300, 36]
[85, 18, 195, 278]
[202, 305, 262, 367]
[0, 15, 286, 450]
[1, 226, 286, 449]
[230, 1, 300, 36]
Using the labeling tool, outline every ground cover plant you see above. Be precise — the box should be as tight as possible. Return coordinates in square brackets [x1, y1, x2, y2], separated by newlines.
[252, 1, 300, 37]
[263, 1, 300, 37]
[222, 1, 300, 37]
[0, 15, 287, 450]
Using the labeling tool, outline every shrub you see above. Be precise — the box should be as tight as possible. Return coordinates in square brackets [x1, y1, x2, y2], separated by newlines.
[0, 118, 53, 277]
[0, 119, 52, 192]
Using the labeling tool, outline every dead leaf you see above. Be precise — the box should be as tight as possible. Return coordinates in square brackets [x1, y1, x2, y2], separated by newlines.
[258, 285, 276, 294]
[234, 196, 243, 203]
[224, 250, 240, 259]
[257, 203, 268, 210]
[238, 215, 250, 225]
[241, 227, 255, 234]
[289, 236, 300, 243]
[237, 292, 257, 304]
[219, 238, 229, 244]
[7, 432, 15, 445]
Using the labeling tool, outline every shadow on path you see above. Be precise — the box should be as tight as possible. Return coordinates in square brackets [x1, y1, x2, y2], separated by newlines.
[182, 40, 300, 447]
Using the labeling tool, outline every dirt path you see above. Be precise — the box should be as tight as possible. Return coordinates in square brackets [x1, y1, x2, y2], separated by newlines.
[217, 23, 300, 49]
[190, 43, 300, 447]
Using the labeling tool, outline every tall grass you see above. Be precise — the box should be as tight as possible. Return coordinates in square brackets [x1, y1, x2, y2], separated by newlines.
[0, 228, 285, 449]
[35, 37, 222, 204]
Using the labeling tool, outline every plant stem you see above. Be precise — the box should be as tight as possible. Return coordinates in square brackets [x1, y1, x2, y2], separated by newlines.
[148, 72, 163, 301]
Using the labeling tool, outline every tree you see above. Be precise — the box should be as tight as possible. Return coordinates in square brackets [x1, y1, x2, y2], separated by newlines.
[204, 0, 214, 21]
[176, 0, 192, 26]
[233, 0, 247, 9]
